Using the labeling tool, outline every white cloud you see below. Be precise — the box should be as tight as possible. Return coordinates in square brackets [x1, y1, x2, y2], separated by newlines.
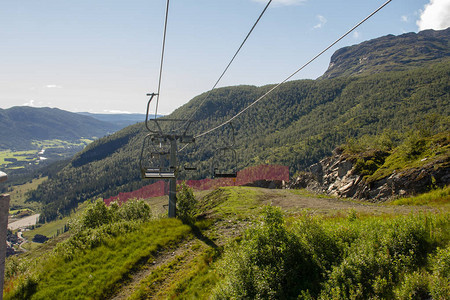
[417, 0, 450, 31]
[23, 99, 36, 107]
[353, 31, 361, 39]
[401, 15, 408, 22]
[45, 84, 63, 89]
[102, 109, 134, 114]
[252, 0, 307, 6]
[313, 15, 327, 29]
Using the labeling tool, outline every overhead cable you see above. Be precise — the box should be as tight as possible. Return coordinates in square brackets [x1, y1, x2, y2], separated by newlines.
[184, 0, 273, 123]
[154, 0, 170, 118]
[194, 0, 393, 139]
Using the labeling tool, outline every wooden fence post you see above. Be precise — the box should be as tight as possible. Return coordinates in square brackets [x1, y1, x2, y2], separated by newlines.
[0, 172, 9, 300]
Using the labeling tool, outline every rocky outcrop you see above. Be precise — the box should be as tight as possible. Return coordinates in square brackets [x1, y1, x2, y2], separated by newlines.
[290, 149, 449, 202]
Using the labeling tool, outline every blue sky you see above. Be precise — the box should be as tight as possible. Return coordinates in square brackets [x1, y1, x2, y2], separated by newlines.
[1, 0, 449, 114]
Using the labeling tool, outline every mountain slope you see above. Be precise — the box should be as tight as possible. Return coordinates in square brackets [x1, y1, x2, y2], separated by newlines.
[28, 29, 450, 221]
[321, 28, 450, 79]
[77, 112, 150, 128]
[0, 107, 121, 150]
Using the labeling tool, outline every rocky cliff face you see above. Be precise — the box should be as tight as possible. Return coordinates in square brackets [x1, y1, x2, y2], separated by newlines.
[321, 28, 450, 79]
[290, 148, 450, 202]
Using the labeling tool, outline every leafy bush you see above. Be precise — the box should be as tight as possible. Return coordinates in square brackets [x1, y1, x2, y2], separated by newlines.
[176, 182, 198, 224]
[70, 198, 151, 233]
[319, 215, 438, 299]
[429, 246, 450, 299]
[213, 206, 322, 299]
[213, 210, 449, 299]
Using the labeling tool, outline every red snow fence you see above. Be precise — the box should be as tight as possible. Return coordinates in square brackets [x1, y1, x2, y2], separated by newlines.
[104, 164, 289, 205]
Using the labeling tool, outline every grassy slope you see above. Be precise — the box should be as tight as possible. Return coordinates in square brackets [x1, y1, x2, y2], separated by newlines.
[7, 177, 46, 212]
[4, 186, 449, 299]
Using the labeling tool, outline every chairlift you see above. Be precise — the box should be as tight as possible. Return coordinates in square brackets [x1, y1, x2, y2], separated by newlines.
[140, 134, 176, 179]
[139, 93, 197, 180]
[211, 123, 238, 178]
[212, 147, 237, 178]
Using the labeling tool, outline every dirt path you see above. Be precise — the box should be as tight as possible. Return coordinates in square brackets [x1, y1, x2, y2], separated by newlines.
[110, 239, 195, 300]
[255, 189, 440, 216]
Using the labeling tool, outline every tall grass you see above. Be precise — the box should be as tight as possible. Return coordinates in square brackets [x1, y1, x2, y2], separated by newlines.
[4, 200, 191, 300]
[213, 207, 449, 299]
[389, 185, 450, 206]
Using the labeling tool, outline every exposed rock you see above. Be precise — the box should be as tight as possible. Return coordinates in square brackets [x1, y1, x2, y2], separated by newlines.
[290, 149, 449, 202]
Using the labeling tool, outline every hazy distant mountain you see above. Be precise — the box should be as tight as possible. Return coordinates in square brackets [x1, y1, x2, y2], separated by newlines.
[77, 112, 155, 128]
[0, 106, 120, 150]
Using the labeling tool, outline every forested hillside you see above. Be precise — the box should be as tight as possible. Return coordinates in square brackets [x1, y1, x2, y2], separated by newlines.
[27, 29, 450, 222]
[77, 112, 149, 128]
[0, 106, 120, 150]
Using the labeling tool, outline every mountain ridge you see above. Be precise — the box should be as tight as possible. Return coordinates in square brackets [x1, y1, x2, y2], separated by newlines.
[0, 106, 122, 150]
[321, 27, 450, 79]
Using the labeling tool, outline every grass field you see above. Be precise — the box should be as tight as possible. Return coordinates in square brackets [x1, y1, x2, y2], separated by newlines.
[31, 138, 93, 149]
[0, 150, 36, 166]
[21, 217, 68, 240]
[8, 177, 46, 212]
[1, 138, 94, 171]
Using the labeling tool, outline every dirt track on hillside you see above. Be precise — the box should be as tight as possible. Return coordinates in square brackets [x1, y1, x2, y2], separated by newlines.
[255, 189, 439, 216]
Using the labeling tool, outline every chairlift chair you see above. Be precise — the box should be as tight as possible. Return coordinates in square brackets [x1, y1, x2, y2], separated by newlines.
[211, 123, 238, 178]
[140, 134, 176, 179]
[212, 146, 237, 178]
[139, 93, 197, 179]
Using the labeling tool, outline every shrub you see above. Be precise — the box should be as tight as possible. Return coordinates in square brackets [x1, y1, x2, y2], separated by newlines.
[429, 246, 450, 299]
[176, 182, 198, 224]
[70, 198, 152, 233]
[213, 206, 321, 299]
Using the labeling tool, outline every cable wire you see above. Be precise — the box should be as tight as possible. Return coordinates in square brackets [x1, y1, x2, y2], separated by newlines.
[184, 0, 273, 124]
[194, 0, 392, 139]
[154, 0, 170, 118]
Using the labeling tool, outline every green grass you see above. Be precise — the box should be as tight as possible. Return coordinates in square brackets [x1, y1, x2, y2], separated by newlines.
[22, 217, 68, 240]
[210, 187, 263, 220]
[367, 132, 449, 183]
[212, 209, 450, 299]
[4, 218, 191, 300]
[8, 177, 46, 211]
[389, 185, 450, 207]
[0, 150, 36, 165]
[31, 139, 93, 149]
[130, 244, 220, 300]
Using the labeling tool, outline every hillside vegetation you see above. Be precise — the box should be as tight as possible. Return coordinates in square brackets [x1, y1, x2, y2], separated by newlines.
[4, 186, 449, 299]
[24, 28, 450, 221]
[0, 106, 120, 150]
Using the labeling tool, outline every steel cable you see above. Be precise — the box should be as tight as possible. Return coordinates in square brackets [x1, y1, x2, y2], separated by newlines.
[183, 0, 273, 125]
[194, 0, 393, 139]
[154, 0, 170, 118]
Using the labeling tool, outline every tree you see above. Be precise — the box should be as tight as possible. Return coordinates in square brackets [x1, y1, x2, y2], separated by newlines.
[176, 182, 198, 224]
